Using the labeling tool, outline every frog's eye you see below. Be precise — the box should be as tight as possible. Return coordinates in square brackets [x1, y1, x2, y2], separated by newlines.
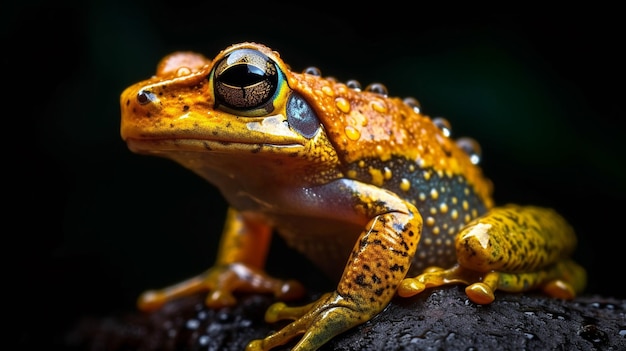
[212, 49, 282, 116]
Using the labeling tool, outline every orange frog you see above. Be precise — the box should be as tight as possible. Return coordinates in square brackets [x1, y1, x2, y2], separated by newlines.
[120, 42, 586, 351]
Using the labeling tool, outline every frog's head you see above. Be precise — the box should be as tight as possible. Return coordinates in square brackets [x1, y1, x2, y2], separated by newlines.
[120, 42, 343, 185]
[121, 42, 492, 203]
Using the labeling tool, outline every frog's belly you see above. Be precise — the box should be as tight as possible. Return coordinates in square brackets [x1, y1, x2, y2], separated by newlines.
[274, 216, 360, 281]
[274, 215, 463, 282]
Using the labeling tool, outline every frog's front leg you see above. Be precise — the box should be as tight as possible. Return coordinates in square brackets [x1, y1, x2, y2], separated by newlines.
[247, 181, 422, 351]
[398, 205, 587, 304]
[137, 207, 305, 311]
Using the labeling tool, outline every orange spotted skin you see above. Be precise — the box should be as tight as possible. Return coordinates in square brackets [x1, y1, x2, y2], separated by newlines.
[120, 42, 586, 351]
[287, 71, 493, 273]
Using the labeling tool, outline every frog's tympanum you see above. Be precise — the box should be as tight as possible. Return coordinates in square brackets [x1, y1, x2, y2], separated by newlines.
[120, 42, 586, 351]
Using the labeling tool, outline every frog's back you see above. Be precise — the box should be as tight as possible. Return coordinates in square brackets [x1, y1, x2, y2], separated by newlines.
[287, 69, 495, 271]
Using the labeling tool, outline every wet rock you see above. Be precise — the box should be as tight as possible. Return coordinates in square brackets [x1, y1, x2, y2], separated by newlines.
[65, 287, 626, 350]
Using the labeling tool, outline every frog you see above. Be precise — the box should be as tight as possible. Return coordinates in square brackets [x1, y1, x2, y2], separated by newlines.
[120, 42, 586, 351]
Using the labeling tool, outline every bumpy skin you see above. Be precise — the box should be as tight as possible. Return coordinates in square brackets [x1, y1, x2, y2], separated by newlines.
[120, 42, 586, 351]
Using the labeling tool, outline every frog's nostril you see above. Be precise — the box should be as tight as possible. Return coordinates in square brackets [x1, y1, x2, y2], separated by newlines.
[137, 90, 157, 105]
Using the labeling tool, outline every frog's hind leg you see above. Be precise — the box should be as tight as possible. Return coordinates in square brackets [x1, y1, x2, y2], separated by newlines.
[398, 205, 587, 304]
[496, 259, 586, 300]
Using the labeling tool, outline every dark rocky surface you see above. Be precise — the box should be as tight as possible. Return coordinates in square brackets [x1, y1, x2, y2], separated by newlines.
[65, 287, 626, 351]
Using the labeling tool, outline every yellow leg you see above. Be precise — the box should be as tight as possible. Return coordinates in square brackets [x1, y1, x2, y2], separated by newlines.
[246, 292, 365, 351]
[137, 262, 305, 310]
[399, 205, 586, 304]
[247, 186, 422, 351]
[137, 207, 305, 311]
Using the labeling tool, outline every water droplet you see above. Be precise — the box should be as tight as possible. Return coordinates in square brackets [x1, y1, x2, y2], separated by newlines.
[403, 97, 421, 114]
[346, 79, 362, 91]
[198, 335, 210, 346]
[365, 82, 388, 96]
[217, 311, 232, 322]
[303, 66, 321, 76]
[523, 332, 536, 340]
[456, 137, 482, 165]
[335, 97, 351, 113]
[320, 85, 334, 97]
[430, 188, 439, 200]
[383, 166, 392, 180]
[376, 145, 385, 156]
[207, 323, 221, 334]
[370, 99, 387, 113]
[546, 312, 567, 320]
[432, 117, 452, 137]
[186, 318, 200, 330]
[344, 125, 361, 140]
[578, 324, 608, 345]
[400, 178, 411, 192]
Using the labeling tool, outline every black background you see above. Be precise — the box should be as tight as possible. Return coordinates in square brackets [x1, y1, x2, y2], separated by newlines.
[6, 2, 624, 348]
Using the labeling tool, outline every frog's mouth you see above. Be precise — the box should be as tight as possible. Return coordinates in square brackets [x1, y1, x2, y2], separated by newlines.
[121, 108, 314, 155]
[124, 137, 306, 155]
[121, 115, 322, 159]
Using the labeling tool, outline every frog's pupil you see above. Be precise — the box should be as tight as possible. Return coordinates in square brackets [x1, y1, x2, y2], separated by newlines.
[220, 64, 266, 87]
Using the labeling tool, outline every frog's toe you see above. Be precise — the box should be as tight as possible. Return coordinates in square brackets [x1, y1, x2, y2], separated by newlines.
[137, 263, 306, 311]
[398, 265, 497, 303]
[245, 340, 264, 351]
[539, 259, 586, 300]
[398, 264, 472, 298]
[137, 274, 208, 311]
[465, 282, 496, 304]
[206, 289, 238, 308]
[137, 273, 235, 311]
[265, 299, 319, 322]
[542, 279, 576, 300]
[397, 277, 427, 297]
[249, 292, 375, 351]
[137, 290, 170, 311]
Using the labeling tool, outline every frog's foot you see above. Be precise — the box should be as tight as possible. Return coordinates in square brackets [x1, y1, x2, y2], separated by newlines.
[246, 292, 375, 351]
[515, 259, 586, 300]
[398, 260, 586, 305]
[137, 263, 305, 311]
[398, 264, 498, 304]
